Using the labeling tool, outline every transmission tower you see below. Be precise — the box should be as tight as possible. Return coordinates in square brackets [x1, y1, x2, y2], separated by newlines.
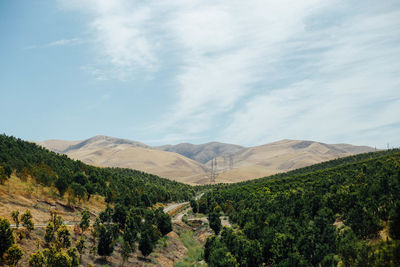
[209, 158, 217, 183]
[229, 154, 233, 170]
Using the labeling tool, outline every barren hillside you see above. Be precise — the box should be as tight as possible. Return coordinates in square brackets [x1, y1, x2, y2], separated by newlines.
[156, 142, 244, 164]
[37, 136, 376, 184]
[37, 135, 208, 180]
[204, 139, 376, 183]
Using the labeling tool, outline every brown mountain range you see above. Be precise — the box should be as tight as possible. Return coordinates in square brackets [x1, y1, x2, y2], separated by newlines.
[36, 136, 376, 184]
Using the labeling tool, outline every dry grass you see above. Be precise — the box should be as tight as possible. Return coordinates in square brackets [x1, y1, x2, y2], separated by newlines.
[203, 140, 375, 183]
[66, 144, 208, 179]
[38, 138, 375, 185]
[0, 175, 106, 225]
[0, 175, 199, 267]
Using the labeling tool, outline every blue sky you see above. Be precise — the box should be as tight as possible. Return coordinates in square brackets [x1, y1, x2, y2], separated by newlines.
[1, 0, 399, 148]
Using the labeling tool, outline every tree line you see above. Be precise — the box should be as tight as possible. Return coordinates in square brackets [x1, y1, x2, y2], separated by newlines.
[0, 134, 195, 204]
[192, 149, 400, 266]
[0, 133, 195, 265]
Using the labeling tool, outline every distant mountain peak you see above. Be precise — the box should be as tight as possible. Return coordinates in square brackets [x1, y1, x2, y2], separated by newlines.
[36, 135, 376, 185]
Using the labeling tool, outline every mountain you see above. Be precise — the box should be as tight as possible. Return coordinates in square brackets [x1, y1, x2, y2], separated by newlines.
[37, 136, 376, 184]
[36, 139, 82, 153]
[37, 135, 150, 153]
[37, 135, 208, 182]
[205, 139, 376, 183]
[155, 142, 244, 164]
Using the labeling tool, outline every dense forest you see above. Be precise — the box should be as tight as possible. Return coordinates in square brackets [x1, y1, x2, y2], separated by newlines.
[194, 149, 400, 266]
[0, 134, 195, 203]
[0, 134, 196, 266]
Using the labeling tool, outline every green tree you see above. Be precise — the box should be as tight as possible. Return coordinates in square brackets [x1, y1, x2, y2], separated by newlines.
[97, 224, 114, 257]
[338, 228, 366, 266]
[209, 246, 238, 267]
[389, 203, 400, 240]
[204, 236, 217, 262]
[49, 211, 63, 231]
[71, 182, 87, 202]
[67, 247, 79, 267]
[139, 223, 158, 258]
[11, 210, 19, 228]
[99, 206, 113, 223]
[0, 166, 8, 184]
[123, 215, 138, 250]
[139, 231, 153, 257]
[156, 210, 172, 236]
[79, 209, 90, 233]
[112, 203, 127, 228]
[21, 210, 34, 236]
[4, 244, 23, 267]
[28, 250, 46, 267]
[0, 217, 15, 258]
[121, 241, 131, 266]
[3, 164, 12, 178]
[44, 248, 72, 267]
[198, 198, 208, 214]
[75, 235, 86, 257]
[190, 199, 198, 213]
[45, 222, 56, 244]
[56, 224, 72, 248]
[55, 176, 69, 197]
[208, 212, 221, 235]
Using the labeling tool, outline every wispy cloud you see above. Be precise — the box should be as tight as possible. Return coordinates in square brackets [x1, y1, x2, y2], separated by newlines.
[59, 0, 160, 79]
[24, 38, 82, 50]
[221, 5, 400, 147]
[59, 0, 400, 147]
[46, 38, 81, 47]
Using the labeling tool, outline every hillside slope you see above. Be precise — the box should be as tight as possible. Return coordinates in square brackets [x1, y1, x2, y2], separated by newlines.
[37, 136, 375, 184]
[208, 139, 376, 183]
[38, 135, 208, 181]
[199, 149, 400, 266]
[156, 142, 244, 164]
[0, 134, 197, 266]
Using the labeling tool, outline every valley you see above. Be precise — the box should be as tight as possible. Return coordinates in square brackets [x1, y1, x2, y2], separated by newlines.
[37, 136, 375, 184]
[1, 134, 399, 267]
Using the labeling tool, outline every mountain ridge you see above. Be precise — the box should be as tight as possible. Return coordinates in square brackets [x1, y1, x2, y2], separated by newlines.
[36, 136, 377, 184]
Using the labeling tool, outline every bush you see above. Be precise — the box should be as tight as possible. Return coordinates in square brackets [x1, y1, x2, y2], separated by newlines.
[4, 244, 23, 266]
[0, 217, 14, 258]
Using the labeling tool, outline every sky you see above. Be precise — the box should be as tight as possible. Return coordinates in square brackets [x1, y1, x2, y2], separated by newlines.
[0, 0, 399, 148]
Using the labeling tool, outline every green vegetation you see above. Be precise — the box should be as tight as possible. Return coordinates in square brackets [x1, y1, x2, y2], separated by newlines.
[79, 209, 90, 233]
[208, 212, 221, 235]
[0, 134, 195, 264]
[0, 134, 195, 205]
[21, 210, 34, 236]
[4, 243, 23, 267]
[174, 230, 206, 267]
[3, 133, 400, 266]
[198, 149, 400, 266]
[11, 211, 19, 228]
[0, 217, 14, 258]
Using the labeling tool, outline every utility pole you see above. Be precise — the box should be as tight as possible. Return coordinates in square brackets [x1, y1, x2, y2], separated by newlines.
[209, 158, 217, 184]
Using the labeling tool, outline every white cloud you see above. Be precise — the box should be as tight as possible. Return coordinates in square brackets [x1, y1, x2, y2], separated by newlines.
[46, 38, 81, 47]
[24, 38, 82, 50]
[221, 7, 400, 147]
[157, 0, 326, 135]
[59, 0, 159, 79]
[59, 0, 400, 146]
